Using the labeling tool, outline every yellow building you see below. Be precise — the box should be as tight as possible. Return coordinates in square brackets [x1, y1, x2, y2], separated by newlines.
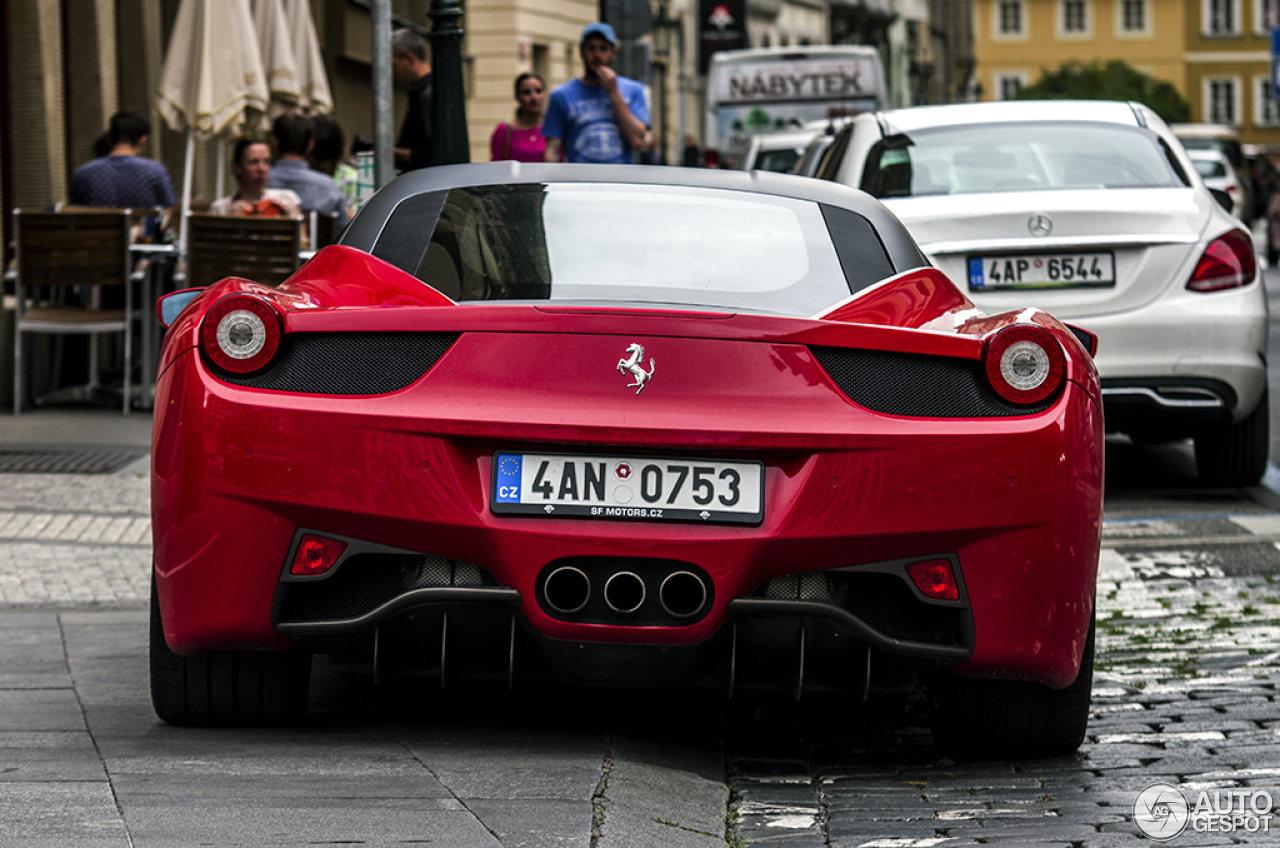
[974, 0, 1280, 146]
[1183, 0, 1280, 146]
[973, 0, 1184, 100]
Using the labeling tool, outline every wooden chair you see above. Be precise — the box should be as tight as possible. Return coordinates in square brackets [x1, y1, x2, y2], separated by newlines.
[186, 213, 303, 288]
[12, 209, 134, 415]
[308, 210, 341, 251]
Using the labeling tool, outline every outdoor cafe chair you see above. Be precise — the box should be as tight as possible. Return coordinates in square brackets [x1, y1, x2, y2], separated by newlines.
[11, 208, 134, 415]
[185, 212, 303, 289]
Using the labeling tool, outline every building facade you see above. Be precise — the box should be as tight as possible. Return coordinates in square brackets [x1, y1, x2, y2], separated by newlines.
[973, 0, 1280, 146]
[973, 0, 1185, 101]
[0, 0, 975, 255]
[1184, 0, 1280, 144]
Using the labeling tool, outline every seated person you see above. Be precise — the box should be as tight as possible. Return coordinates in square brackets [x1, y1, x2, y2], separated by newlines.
[71, 110, 177, 210]
[210, 138, 302, 218]
[268, 113, 350, 228]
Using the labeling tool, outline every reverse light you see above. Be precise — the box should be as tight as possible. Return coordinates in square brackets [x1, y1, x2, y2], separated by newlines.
[906, 559, 959, 602]
[1187, 229, 1257, 292]
[983, 324, 1066, 406]
[200, 294, 282, 373]
[290, 535, 347, 577]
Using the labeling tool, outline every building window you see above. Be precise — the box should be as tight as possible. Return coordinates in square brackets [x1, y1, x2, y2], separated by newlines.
[1205, 0, 1240, 35]
[998, 1, 1025, 35]
[1257, 0, 1280, 31]
[1121, 0, 1147, 31]
[1257, 76, 1280, 126]
[995, 72, 1029, 101]
[1205, 77, 1240, 124]
[1062, 0, 1088, 32]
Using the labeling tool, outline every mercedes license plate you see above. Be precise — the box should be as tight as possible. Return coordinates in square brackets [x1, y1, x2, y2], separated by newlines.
[491, 453, 764, 524]
[968, 252, 1115, 290]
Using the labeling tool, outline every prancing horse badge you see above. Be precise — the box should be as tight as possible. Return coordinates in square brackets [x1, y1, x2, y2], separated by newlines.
[616, 343, 655, 394]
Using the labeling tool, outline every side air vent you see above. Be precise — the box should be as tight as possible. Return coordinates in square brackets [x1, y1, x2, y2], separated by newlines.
[755, 570, 967, 649]
[215, 332, 458, 394]
[811, 346, 1053, 418]
[276, 553, 500, 625]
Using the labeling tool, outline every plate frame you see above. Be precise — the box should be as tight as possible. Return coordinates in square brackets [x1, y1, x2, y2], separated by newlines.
[967, 250, 1117, 291]
[490, 451, 765, 526]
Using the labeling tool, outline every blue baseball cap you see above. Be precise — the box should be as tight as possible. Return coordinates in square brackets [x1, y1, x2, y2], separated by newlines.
[581, 22, 617, 45]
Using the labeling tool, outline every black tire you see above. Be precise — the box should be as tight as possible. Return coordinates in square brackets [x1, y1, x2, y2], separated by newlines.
[149, 575, 311, 726]
[1268, 224, 1279, 266]
[929, 615, 1094, 758]
[1194, 388, 1270, 487]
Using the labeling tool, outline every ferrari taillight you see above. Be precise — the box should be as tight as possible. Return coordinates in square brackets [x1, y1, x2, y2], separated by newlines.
[290, 535, 346, 576]
[906, 559, 959, 601]
[200, 294, 282, 374]
[983, 324, 1066, 406]
[1187, 229, 1257, 292]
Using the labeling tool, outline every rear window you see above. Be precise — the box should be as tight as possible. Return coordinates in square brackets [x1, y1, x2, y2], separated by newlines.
[1193, 158, 1228, 178]
[860, 122, 1190, 198]
[1178, 136, 1244, 168]
[371, 183, 895, 316]
[755, 147, 804, 173]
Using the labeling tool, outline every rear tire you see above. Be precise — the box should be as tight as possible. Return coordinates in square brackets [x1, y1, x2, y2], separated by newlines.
[1194, 388, 1269, 487]
[149, 575, 311, 726]
[929, 616, 1093, 758]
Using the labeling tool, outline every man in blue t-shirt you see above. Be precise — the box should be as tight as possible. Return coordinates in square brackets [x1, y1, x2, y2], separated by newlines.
[542, 23, 650, 164]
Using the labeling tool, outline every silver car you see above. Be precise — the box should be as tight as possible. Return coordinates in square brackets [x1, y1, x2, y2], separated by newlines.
[817, 100, 1268, 485]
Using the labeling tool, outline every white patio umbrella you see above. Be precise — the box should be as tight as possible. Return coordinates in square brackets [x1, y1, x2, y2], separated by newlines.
[253, 0, 300, 118]
[157, 0, 268, 253]
[284, 0, 333, 115]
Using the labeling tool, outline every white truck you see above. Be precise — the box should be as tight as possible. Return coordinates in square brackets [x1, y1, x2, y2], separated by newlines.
[703, 45, 886, 169]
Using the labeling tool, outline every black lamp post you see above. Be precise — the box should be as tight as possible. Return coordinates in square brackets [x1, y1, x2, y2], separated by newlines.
[651, 2, 680, 164]
[429, 0, 470, 165]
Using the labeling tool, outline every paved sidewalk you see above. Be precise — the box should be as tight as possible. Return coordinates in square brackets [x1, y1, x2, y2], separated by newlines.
[0, 411, 151, 607]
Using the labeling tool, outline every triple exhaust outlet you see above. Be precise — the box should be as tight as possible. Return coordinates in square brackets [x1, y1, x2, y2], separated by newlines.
[543, 566, 708, 619]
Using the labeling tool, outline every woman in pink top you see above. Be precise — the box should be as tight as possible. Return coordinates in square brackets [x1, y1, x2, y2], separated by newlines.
[490, 73, 547, 162]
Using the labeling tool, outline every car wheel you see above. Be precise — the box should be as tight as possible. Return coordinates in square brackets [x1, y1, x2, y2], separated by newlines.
[149, 574, 311, 726]
[1194, 388, 1269, 487]
[1269, 226, 1279, 266]
[929, 614, 1093, 758]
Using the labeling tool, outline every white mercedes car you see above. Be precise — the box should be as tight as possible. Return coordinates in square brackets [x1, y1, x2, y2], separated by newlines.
[816, 100, 1268, 485]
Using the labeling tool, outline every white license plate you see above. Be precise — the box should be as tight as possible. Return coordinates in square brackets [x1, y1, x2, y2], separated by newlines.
[491, 453, 764, 524]
[967, 252, 1115, 290]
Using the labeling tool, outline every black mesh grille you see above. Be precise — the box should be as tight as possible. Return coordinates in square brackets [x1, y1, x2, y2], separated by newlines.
[277, 554, 499, 625]
[811, 346, 1052, 418]
[216, 333, 458, 394]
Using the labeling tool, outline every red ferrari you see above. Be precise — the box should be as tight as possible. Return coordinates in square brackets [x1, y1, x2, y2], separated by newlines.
[150, 164, 1103, 756]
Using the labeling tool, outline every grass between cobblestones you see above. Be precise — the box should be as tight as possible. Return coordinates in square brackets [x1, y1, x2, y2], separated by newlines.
[725, 546, 1280, 846]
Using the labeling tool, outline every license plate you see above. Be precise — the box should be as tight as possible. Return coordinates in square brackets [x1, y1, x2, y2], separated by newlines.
[967, 252, 1115, 290]
[491, 453, 764, 525]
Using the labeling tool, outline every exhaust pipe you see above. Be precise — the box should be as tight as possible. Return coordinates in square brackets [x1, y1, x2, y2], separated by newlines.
[544, 566, 591, 614]
[659, 571, 707, 618]
[603, 571, 646, 613]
